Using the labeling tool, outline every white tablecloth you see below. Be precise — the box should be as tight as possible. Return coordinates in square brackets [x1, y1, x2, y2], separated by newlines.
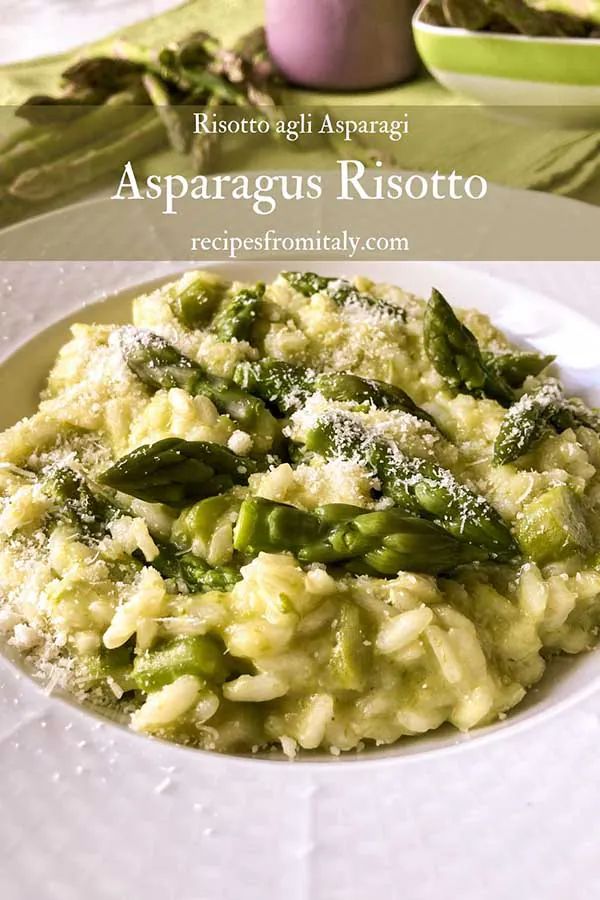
[0, 0, 178, 64]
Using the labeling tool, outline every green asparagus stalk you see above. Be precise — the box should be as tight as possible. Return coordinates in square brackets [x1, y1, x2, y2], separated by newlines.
[493, 381, 561, 465]
[423, 288, 514, 406]
[169, 271, 227, 329]
[16, 89, 112, 126]
[0, 91, 145, 183]
[442, 0, 491, 28]
[515, 484, 590, 564]
[42, 466, 115, 536]
[482, 350, 555, 388]
[213, 283, 265, 342]
[61, 56, 144, 90]
[234, 357, 436, 425]
[150, 544, 241, 593]
[494, 380, 600, 465]
[132, 634, 230, 691]
[233, 496, 490, 574]
[141, 72, 189, 154]
[282, 271, 406, 321]
[119, 328, 280, 442]
[9, 113, 165, 203]
[98, 437, 261, 506]
[484, 0, 590, 35]
[304, 411, 517, 560]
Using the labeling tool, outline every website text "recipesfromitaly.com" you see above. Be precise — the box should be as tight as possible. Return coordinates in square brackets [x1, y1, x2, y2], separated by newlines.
[189, 229, 410, 259]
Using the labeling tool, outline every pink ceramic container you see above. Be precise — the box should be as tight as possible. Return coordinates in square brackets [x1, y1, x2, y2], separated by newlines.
[265, 0, 420, 90]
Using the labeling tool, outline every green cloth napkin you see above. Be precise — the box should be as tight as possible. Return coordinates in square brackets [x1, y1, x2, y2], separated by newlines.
[1, 0, 599, 207]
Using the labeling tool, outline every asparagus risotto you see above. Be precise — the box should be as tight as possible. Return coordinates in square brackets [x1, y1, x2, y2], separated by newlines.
[1, 270, 600, 757]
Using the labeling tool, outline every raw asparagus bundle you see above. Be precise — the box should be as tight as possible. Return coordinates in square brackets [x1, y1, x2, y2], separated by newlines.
[119, 328, 280, 445]
[234, 357, 436, 424]
[98, 437, 262, 505]
[233, 496, 489, 575]
[303, 411, 517, 560]
[1, 27, 282, 217]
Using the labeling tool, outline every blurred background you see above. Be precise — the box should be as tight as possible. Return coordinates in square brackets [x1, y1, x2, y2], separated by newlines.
[0, 0, 177, 63]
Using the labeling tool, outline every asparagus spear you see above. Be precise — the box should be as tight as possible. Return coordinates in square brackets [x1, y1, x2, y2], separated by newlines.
[62, 56, 144, 90]
[133, 634, 230, 691]
[442, 0, 491, 28]
[98, 437, 261, 505]
[484, 0, 590, 35]
[9, 113, 165, 203]
[482, 350, 555, 388]
[493, 381, 561, 465]
[304, 411, 517, 559]
[515, 485, 590, 565]
[149, 543, 241, 593]
[213, 283, 265, 342]
[141, 72, 189, 154]
[43, 466, 115, 536]
[423, 288, 514, 406]
[233, 496, 490, 574]
[169, 271, 227, 329]
[0, 91, 145, 183]
[282, 271, 406, 321]
[119, 328, 280, 441]
[494, 380, 600, 465]
[234, 358, 436, 424]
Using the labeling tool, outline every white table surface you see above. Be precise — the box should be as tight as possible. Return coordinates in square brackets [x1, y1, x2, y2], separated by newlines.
[0, 260, 599, 900]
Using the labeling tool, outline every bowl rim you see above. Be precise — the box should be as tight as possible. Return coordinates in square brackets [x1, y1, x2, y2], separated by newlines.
[412, 0, 600, 47]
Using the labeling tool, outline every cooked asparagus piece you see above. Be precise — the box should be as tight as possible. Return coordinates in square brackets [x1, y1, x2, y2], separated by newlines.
[98, 437, 261, 505]
[234, 358, 435, 424]
[149, 543, 241, 593]
[119, 328, 280, 441]
[282, 271, 406, 320]
[233, 496, 490, 573]
[484, 0, 590, 36]
[234, 359, 313, 413]
[493, 381, 561, 465]
[515, 485, 590, 564]
[9, 113, 165, 202]
[442, 0, 491, 28]
[213, 283, 265, 342]
[329, 602, 370, 691]
[171, 492, 242, 560]
[305, 411, 517, 560]
[43, 466, 115, 536]
[132, 635, 230, 691]
[494, 380, 600, 465]
[169, 272, 227, 329]
[482, 350, 555, 388]
[423, 288, 514, 406]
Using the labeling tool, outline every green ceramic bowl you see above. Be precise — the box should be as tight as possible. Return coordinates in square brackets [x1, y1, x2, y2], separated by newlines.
[413, 1, 600, 125]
